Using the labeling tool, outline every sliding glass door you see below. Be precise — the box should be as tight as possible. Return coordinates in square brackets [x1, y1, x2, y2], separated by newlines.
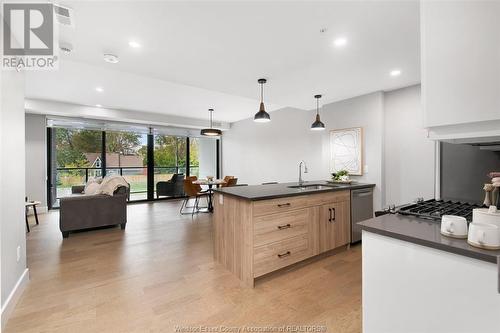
[47, 124, 220, 209]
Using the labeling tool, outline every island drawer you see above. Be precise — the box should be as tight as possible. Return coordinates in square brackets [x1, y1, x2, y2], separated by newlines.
[253, 208, 310, 247]
[252, 191, 350, 217]
[307, 190, 350, 206]
[252, 195, 310, 217]
[253, 234, 312, 277]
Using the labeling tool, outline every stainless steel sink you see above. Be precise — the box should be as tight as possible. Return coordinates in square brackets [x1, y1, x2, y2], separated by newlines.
[287, 184, 339, 190]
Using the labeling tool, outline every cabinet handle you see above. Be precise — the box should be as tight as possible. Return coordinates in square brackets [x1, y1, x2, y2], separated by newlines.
[277, 251, 291, 258]
[277, 223, 291, 230]
[331, 207, 336, 222]
[328, 208, 332, 222]
[277, 203, 291, 207]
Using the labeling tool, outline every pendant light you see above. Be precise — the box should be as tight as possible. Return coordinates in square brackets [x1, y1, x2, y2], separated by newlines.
[200, 108, 222, 136]
[311, 94, 325, 131]
[254, 78, 271, 122]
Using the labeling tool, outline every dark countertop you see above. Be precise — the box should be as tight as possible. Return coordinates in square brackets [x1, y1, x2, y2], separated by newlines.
[359, 214, 500, 264]
[213, 180, 375, 201]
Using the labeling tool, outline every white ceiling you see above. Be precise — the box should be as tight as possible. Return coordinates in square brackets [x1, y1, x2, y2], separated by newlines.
[26, 1, 420, 123]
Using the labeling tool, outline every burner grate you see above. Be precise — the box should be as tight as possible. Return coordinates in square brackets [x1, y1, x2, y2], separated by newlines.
[397, 199, 483, 222]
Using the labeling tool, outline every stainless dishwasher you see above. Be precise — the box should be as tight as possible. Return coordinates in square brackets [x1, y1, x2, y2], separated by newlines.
[351, 188, 374, 243]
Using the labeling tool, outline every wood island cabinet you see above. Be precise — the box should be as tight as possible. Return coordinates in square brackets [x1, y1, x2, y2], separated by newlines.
[213, 190, 350, 287]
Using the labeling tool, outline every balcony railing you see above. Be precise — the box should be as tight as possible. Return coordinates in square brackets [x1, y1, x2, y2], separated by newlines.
[55, 166, 200, 201]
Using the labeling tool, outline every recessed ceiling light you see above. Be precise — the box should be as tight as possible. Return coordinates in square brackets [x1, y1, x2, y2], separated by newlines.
[103, 53, 119, 64]
[95, 87, 104, 93]
[390, 69, 402, 77]
[333, 37, 347, 47]
[95, 104, 102, 108]
[128, 41, 141, 48]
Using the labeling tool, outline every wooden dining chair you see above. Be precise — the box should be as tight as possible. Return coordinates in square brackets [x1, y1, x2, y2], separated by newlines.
[225, 178, 238, 187]
[180, 177, 208, 216]
[221, 176, 235, 187]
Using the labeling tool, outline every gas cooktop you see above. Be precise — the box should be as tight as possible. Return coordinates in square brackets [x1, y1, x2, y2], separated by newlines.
[396, 199, 484, 222]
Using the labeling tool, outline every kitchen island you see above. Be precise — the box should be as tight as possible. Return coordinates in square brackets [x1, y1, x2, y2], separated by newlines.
[213, 181, 374, 287]
[359, 214, 500, 333]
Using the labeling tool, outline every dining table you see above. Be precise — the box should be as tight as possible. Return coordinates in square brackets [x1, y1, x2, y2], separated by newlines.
[192, 179, 226, 212]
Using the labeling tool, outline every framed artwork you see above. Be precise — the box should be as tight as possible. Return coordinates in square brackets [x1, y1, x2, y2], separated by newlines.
[330, 127, 363, 175]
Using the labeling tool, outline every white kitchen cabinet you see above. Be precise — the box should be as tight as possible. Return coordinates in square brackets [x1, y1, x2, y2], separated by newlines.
[362, 231, 500, 333]
[421, 1, 500, 130]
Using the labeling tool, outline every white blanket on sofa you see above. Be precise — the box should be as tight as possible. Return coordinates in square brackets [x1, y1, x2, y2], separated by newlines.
[98, 175, 129, 196]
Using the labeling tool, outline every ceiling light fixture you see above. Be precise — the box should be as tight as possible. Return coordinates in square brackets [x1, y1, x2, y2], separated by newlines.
[254, 78, 271, 123]
[390, 69, 401, 77]
[95, 87, 104, 93]
[201, 108, 222, 136]
[311, 94, 325, 131]
[103, 53, 119, 64]
[95, 104, 102, 108]
[333, 37, 347, 47]
[128, 41, 141, 48]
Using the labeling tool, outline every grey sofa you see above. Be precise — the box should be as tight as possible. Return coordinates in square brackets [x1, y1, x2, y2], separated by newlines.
[59, 185, 129, 238]
[156, 173, 185, 198]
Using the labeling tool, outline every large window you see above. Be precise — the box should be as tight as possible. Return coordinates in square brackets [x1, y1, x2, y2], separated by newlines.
[50, 128, 103, 207]
[105, 131, 148, 201]
[153, 135, 186, 197]
[47, 125, 220, 209]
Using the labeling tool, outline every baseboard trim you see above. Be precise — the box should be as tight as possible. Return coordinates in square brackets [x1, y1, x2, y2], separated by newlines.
[1, 268, 29, 330]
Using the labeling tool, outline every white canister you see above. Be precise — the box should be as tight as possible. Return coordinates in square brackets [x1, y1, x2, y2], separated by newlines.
[440, 215, 468, 238]
[467, 223, 500, 250]
[473, 207, 500, 230]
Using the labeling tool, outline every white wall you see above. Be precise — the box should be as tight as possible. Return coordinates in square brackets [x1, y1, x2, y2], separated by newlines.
[25, 114, 47, 210]
[222, 107, 324, 185]
[198, 137, 217, 179]
[1, 69, 28, 328]
[384, 85, 435, 205]
[223, 86, 434, 210]
[320, 92, 385, 209]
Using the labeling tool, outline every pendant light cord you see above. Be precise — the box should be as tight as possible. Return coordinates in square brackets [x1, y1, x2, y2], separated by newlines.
[209, 109, 213, 129]
[260, 82, 264, 103]
[316, 97, 319, 115]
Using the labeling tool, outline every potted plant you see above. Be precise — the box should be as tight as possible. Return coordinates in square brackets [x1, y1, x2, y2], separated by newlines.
[331, 170, 351, 183]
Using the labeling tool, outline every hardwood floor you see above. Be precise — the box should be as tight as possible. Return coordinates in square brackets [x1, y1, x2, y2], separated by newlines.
[5, 200, 362, 333]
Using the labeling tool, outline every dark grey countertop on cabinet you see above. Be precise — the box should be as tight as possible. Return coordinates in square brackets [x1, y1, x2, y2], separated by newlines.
[213, 180, 375, 201]
[359, 214, 500, 264]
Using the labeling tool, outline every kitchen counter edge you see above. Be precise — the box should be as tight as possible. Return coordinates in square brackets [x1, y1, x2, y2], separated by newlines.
[213, 181, 375, 201]
[359, 214, 500, 265]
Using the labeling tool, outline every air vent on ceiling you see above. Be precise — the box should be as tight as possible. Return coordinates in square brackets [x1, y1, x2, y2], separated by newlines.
[53, 4, 75, 27]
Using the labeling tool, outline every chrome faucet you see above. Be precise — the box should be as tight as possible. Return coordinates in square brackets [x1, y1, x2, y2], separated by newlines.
[298, 160, 308, 185]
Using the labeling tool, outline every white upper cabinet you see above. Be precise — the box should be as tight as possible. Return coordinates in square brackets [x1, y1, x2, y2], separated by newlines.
[421, 1, 500, 131]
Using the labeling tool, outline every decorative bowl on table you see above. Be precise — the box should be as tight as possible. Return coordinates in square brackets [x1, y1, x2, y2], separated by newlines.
[207, 176, 214, 182]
